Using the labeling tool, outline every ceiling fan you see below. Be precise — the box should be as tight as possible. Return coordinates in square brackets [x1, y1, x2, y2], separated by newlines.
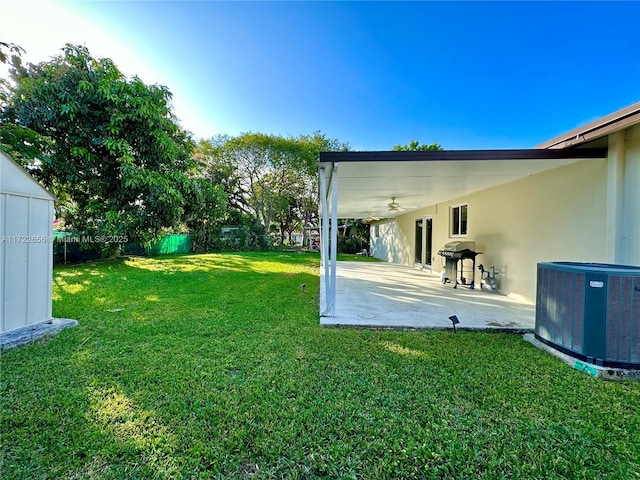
[386, 197, 416, 212]
[363, 212, 381, 223]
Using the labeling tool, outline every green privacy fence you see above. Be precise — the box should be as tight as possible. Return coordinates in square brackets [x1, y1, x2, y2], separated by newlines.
[54, 233, 192, 263]
[121, 234, 192, 256]
[144, 234, 192, 255]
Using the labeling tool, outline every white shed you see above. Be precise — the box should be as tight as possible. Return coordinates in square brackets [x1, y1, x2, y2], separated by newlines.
[0, 151, 55, 334]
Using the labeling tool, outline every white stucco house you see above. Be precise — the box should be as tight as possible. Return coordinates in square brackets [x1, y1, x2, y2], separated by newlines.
[0, 151, 55, 334]
[319, 102, 640, 316]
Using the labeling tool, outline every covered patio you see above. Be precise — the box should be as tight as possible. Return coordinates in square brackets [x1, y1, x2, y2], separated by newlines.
[317, 147, 607, 325]
[320, 261, 535, 331]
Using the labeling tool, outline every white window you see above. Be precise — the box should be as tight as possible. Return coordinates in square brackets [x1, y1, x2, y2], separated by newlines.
[451, 204, 468, 237]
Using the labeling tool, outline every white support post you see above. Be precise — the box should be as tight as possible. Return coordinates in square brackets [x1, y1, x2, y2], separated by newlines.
[319, 165, 331, 316]
[329, 163, 339, 316]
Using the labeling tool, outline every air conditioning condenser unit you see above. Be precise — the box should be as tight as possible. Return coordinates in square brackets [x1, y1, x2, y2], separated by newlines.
[535, 262, 640, 369]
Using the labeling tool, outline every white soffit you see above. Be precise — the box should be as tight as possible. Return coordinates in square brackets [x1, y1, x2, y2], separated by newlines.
[331, 157, 596, 219]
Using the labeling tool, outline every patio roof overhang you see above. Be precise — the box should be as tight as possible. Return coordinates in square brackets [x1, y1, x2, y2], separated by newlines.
[319, 147, 608, 220]
[317, 146, 607, 317]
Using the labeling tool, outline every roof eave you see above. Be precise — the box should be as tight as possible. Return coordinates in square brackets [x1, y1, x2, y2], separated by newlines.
[319, 147, 607, 163]
[536, 101, 640, 150]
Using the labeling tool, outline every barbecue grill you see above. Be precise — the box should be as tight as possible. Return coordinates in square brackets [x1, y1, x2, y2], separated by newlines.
[438, 241, 482, 289]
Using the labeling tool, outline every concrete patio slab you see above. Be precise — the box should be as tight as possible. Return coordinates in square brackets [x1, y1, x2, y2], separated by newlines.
[321, 261, 534, 331]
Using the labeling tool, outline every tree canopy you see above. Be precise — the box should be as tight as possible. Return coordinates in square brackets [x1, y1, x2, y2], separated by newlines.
[0, 42, 355, 253]
[196, 132, 348, 247]
[1, 44, 225, 245]
[0, 41, 26, 105]
[392, 140, 443, 151]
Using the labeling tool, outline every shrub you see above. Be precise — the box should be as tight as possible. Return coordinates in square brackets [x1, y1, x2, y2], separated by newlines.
[337, 234, 368, 254]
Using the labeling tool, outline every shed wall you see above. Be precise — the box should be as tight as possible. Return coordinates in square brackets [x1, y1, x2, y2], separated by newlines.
[0, 189, 54, 333]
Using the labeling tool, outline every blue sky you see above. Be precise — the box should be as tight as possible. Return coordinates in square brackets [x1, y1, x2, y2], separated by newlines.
[2, 1, 639, 150]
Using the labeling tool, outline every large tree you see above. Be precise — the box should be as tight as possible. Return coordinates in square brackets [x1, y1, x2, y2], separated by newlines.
[194, 136, 249, 216]
[295, 132, 349, 247]
[197, 133, 288, 245]
[1, 44, 224, 245]
[197, 131, 348, 247]
[0, 41, 26, 105]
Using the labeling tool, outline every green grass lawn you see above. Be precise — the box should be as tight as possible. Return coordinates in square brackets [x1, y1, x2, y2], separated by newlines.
[1, 252, 639, 479]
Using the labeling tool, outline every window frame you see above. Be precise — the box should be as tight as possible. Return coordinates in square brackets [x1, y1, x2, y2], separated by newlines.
[450, 204, 468, 237]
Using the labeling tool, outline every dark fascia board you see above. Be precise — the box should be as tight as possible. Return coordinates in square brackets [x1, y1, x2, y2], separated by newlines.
[319, 147, 607, 163]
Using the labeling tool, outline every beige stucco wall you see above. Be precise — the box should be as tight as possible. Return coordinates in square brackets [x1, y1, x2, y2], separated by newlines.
[370, 219, 411, 264]
[620, 124, 640, 265]
[372, 158, 609, 302]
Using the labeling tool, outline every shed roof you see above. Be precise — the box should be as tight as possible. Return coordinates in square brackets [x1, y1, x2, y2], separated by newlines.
[0, 151, 55, 201]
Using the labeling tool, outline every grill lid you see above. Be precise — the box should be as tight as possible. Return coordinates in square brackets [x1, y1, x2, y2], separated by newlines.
[440, 241, 476, 253]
